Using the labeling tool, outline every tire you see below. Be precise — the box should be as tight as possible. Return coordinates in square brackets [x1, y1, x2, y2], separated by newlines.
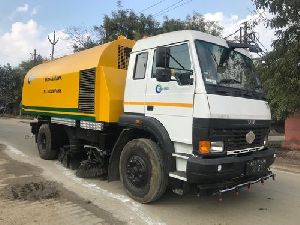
[119, 138, 168, 203]
[37, 124, 58, 160]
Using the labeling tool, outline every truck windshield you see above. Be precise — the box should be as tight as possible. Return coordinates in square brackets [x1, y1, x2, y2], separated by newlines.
[195, 40, 263, 96]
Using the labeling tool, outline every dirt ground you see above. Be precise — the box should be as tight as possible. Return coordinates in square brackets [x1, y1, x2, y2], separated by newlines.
[0, 143, 124, 225]
[1, 143, 299, 225]
[270, 146, 300, 173]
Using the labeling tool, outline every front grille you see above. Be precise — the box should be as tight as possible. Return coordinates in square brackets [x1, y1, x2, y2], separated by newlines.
[211, 127, 269, 151]
[78, 68, 95, 114]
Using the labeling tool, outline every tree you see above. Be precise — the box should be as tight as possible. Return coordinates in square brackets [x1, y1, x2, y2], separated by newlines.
[95, 9, 159, 42]
[134, 13, 160, 39]
[66, 26, 99, 52]
[0, 56, 45, 115]
[18, 54, 44, 73]
[71, 10, 223, 52]
[254, 0, 299, 45]
[0, 64, 20, 114]
[159, 17, 185, 33]
[253, 0, 300, 120]
[154, 12, 223, 36]
[185, 12, 223, 36]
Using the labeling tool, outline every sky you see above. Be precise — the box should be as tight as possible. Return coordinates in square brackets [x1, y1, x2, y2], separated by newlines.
[0, 0, 276, 66]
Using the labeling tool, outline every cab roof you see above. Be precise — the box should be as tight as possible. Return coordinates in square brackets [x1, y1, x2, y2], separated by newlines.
[133, 30, 226, 51]
[132, 30, 250, 57]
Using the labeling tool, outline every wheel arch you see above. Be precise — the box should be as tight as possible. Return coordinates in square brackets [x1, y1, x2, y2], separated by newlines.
[108, 114, 176, 181]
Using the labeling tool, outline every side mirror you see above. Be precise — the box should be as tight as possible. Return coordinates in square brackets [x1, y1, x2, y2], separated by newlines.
[156, 68, 172, 82]
[175, 72, 194, 85]
[156, 46, 170, 68]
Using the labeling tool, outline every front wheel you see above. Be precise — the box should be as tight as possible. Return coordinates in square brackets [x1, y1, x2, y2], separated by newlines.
[119, 138, 168, 203]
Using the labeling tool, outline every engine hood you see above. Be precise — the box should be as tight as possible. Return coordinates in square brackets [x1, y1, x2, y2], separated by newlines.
[207, 94, 271, 120]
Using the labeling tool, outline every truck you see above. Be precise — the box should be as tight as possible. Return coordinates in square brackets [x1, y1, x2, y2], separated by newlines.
[22, 30, 276, 203]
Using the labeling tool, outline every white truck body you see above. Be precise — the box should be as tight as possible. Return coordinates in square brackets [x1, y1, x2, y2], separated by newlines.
[124, 30, 271, 177]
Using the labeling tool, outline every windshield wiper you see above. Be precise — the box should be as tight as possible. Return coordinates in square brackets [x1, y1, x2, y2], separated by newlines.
[218, 78, 241, 85]
[209, 51, 218, 67]
[242, 90, 254, 98]
[214, 84, 231, 95]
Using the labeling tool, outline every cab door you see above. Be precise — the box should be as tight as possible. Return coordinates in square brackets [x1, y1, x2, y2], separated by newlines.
[145, 42, 195, 144]
[124, 51, 149, 114]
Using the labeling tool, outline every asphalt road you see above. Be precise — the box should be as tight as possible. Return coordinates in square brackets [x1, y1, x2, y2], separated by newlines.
[0, 118, 300, 225]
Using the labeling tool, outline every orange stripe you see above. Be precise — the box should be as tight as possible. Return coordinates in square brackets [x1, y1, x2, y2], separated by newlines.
[124, 101, 193, 108]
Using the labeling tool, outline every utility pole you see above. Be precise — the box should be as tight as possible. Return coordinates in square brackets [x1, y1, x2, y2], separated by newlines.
[238, 22, 249, 44]
[30, 49, 37, 65]
[243, 22, 248, 44]
[48, 31, 59, 60]
[239, 27, 243, 43]
[33, 49, 37, 64]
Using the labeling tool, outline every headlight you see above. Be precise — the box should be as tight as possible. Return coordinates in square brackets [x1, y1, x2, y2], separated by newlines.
[264, 135, 268, 146]
[198, 141, 224, 154]
[210, 141, 224, 153]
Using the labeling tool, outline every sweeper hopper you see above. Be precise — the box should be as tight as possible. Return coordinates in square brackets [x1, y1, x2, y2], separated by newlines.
[22, 36, 135, 123]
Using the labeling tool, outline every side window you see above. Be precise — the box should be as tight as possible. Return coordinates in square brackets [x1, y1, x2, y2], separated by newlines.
[133, 52, 148, 79]
[152, 43, 192, 78]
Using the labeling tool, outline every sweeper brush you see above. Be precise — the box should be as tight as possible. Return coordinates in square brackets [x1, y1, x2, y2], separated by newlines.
[75, 160, 107, 179]
[75, 145, 108, 180]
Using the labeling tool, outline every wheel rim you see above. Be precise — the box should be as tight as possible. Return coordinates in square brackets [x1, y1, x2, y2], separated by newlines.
[126, 155, 149, 187]
[41, 133, 47, 150]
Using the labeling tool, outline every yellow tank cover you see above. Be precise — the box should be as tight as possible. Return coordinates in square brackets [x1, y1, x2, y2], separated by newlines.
[22, 38, 135, 123]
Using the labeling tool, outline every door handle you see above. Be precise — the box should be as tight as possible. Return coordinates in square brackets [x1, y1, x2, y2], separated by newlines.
[147, 106, 154, 111]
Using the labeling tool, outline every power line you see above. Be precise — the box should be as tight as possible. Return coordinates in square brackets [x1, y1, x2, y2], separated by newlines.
[153, 0, 192, 17]
[153, 0, 187, 17]
[223, 20, 269, 56]
[168, 0, 194, 15]
[246, 30, 268, 54]
[224, 29, 240, 40]
[140, 0, 168, 13]
[255, 37, 268, 53]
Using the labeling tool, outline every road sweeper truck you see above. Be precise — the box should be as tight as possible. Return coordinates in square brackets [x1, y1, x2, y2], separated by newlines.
[22, 30, 276, 203]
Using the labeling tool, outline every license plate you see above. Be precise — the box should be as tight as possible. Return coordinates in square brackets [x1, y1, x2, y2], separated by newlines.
[246, 159, 267, 175]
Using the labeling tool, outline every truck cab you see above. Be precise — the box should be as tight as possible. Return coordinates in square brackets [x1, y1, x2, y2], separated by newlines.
[119, 30, 275, 198]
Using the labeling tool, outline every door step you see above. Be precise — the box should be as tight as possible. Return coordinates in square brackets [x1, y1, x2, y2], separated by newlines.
[172, 153, 190, 160]
[169, 171, 187, 181]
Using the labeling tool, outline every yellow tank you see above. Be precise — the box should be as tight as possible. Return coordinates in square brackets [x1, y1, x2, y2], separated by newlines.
[22, 37, 135, 123]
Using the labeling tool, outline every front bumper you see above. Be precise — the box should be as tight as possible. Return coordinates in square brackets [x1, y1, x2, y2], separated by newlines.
[186, 148, 276, 184]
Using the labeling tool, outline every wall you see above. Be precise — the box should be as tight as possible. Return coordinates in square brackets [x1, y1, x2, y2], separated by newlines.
[284, 112, 300, 150]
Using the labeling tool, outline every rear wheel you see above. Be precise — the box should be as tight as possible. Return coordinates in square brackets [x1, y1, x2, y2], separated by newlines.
[37, 124, 58, 160]
[119, 138, 168, 203]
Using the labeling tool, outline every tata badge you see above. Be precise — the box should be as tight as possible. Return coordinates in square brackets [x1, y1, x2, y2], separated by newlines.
[246, 131, 256, 144]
